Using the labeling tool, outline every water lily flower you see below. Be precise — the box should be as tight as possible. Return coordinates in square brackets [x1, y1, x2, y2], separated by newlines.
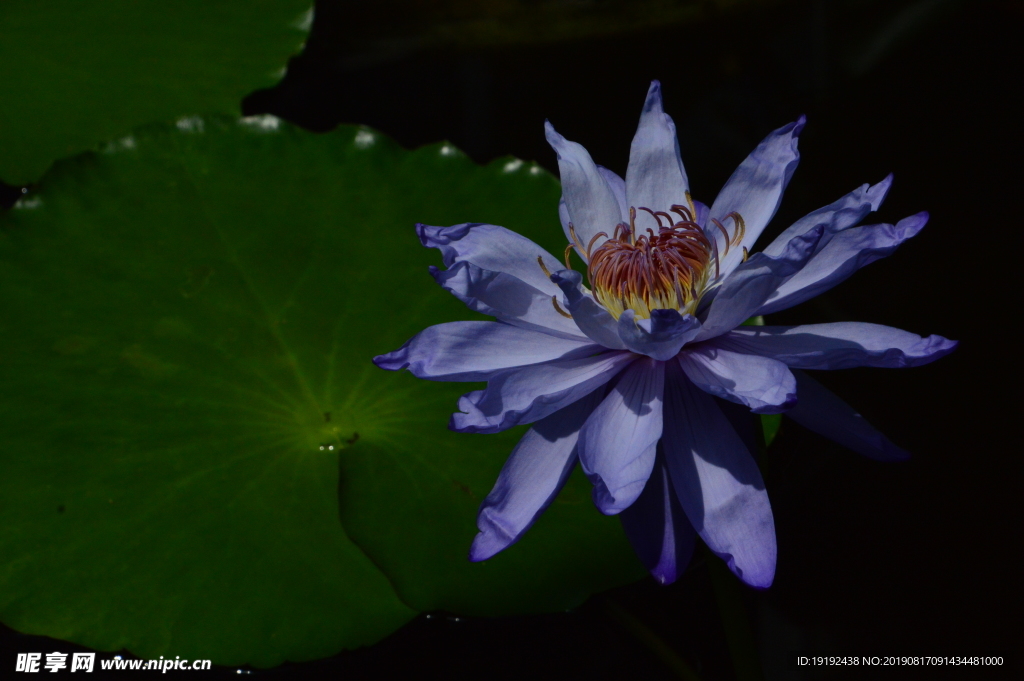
[374, 81, 956, 588]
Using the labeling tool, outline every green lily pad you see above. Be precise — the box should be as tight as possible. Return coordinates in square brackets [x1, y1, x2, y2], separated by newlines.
[0, 117, 644, 665]
[0, 0, 311, 185]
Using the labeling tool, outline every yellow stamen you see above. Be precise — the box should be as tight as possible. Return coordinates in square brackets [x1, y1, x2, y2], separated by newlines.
[726, 212, 746, 247]
[567, 223, 589, 263]
[537, 255, 552, 278]
[551, 296, 573, 318]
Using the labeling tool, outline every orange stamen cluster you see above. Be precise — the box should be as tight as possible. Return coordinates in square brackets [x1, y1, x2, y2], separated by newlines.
[557, 198, 746, 320]
[589, 205, 713, 319]
[549, 196, 748, 321]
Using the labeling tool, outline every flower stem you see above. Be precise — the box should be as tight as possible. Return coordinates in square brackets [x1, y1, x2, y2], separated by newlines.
[706, 547, 764, 681]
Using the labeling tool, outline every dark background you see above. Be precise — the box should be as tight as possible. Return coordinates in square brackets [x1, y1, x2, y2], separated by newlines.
[3, 0, 1019, 678]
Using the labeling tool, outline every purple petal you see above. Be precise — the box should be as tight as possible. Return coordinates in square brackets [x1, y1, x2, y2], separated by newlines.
[718, 322, 957, 370]
[677, 342, 797, 414]
[692, 199, 710, 229]
[761, 175, 893, 258]
[374, 321, 603, 381]
[431, 261, 585, 339]
[708, 117, 805, 277]
[451, 351, 636, 434]
[470, 390, 605, 561]
[695, 224, 823, 341]
[663, 368, 776, 588]
[626, 81, 690, 233]
[619, 452, 697, 585]
[616, 309, 701, 361]
[756, 212, 929, 316]
[418, 222, 564, 297]
[545, 121, 622, 255]
[786, 370, 909, 461]
[578, 357, 665, 515]
[559, 166, 628, 250]
[550, 269, 627, 350]
[600, 167, 629, 219]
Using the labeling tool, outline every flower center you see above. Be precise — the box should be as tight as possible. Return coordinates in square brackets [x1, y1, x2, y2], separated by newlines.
[559, 199, 747, 320]
[589, 206, 713, 319]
